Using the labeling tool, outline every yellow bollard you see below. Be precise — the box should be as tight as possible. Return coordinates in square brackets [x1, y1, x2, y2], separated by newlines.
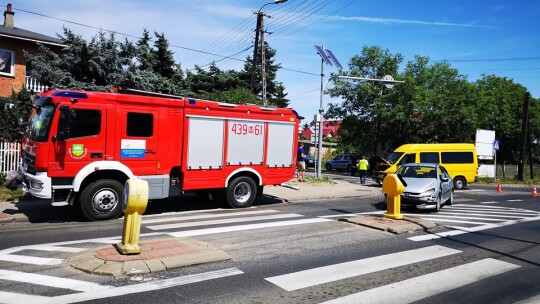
[115, 179, 149, 255]
[382, 174, 406, 220]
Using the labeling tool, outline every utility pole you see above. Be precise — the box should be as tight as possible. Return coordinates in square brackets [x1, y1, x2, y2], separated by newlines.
[250, 13, 262, 93]
[260, 15, 267, 106]
[517, 91, 530, 181]
[251, 1, 288, 105]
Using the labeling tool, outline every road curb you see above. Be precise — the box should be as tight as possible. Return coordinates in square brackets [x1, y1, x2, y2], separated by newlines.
[67, 237, 232, 277]
[340, 215, 437, 235]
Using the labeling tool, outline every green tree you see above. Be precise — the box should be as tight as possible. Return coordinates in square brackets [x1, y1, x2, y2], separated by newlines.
[25, 28, 134, 91]
[326, 45, 403, 156]
[187, 63, 256, 103]
[0, 87, 32, 141]
[474, 75, 529, 163]
[241, 42, 289, 107]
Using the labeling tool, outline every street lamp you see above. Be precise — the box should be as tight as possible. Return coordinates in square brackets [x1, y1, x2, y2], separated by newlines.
[251, 0, 288, 106]
[315, 75, 404, 178]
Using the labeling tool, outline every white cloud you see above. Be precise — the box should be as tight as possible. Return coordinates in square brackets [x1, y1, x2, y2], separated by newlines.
[327, 15, 499, 29]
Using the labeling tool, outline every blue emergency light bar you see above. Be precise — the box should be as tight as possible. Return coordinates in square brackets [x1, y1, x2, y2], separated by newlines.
[51, 91, 89, 99]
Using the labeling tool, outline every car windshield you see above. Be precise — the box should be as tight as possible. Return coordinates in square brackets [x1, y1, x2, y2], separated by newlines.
[386, 152, 404, 164]
[25, 104, 55, 142]
[397, 166, 437, 178]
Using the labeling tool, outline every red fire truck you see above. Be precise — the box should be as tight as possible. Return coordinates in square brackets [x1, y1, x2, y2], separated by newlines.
[19, 89, 299, 221]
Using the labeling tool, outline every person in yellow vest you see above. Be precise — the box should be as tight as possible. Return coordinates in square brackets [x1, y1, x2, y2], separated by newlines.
[358, 156, 369, 184]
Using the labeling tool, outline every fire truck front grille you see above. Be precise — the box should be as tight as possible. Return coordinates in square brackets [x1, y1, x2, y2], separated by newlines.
[22, 150, 36, 174]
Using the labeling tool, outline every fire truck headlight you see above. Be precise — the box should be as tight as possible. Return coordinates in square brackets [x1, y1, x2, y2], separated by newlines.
[29, 179, 43, 190]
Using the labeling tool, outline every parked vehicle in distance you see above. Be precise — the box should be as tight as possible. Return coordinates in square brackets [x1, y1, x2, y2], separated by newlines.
[395, 163, 453, 212]
[325, 153, 355, 171]
[372, 143, 478, 189]
[305, 154, 315, 167]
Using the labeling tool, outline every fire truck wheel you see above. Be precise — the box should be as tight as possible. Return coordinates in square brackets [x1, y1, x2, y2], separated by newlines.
[79, 179, 124, 221]
[226, 176, 257, 208]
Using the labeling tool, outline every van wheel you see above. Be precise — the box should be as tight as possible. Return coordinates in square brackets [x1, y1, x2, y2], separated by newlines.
[453, 177, 466, 190]
[226, 176, 257, 208]
[79, 179, 124, 221]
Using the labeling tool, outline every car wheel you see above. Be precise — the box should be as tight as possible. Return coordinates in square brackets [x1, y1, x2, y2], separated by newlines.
[79, 179, 124, 221]
[435, 195, 441, 212]
[346, 164, 352, 171]
[453, 177, 466, 190]
[325, 163, 332, 171]
[447, 191, 453, 205]
[226, 176, 257, 208]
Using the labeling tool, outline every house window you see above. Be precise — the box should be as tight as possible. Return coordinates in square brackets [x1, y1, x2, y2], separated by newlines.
[0, 48, 14, 76]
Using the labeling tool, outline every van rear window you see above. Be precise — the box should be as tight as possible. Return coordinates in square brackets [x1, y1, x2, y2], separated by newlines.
[441, 152, 474, 164]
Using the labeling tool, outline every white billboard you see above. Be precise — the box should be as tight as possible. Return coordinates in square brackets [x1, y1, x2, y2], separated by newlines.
[475, 129, 495, 160]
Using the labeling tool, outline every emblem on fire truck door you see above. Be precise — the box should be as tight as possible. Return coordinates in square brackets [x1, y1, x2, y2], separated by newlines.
[69, 144, 87, 159]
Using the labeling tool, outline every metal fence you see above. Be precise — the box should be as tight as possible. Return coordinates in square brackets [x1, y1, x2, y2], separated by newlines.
[0, 142, 21, 174]
[25, 76, 48, 93]
[479, 163, 540, 181]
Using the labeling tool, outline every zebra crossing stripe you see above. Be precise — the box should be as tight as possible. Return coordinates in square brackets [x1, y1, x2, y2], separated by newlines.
[408, 214, 540, 241]
[39, 268, 243, 304]
[147, 213, 303, 230]
[168, 218, 332, 237]
[320, 258, 520, 304]
[0, 269, 113, 292]
[265, 245, 460, 291]
[23, 245, 86, 253]
[0, 268, 243, 304]
[0, 291, 49, 304]
[142, 209, 280, 224]
[0, 254, 63, 265]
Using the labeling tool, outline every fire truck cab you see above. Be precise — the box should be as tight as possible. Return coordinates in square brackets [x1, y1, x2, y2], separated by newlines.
[20, 89, 299, 221]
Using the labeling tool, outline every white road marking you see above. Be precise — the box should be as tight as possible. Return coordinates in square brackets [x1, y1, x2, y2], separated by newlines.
[408, 214, 540, 241]
[0, 268, 243, 304]
[22, 245, 86, 253]
[142, 209, 279, 224]
[399, 213, 507, 222]
[147, 213, 303, 230]
[320, 258, 520, 304]
[479, 201, 499, 204]
[168, 218, 332, 237]
[0, 269, 113, 292]
[265, 245, 460, 291]
[141, 206, 257, 219]
[0, 254, 63, 265]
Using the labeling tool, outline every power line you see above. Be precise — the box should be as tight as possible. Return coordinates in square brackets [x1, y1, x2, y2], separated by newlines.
[442, 56, 540, 63]
[10, 4, 249, 64]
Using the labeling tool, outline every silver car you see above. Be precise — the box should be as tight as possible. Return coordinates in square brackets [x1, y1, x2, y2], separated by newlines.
[395, 163, 453, 212]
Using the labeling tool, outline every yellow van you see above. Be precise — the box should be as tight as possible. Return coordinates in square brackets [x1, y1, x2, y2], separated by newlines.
[372, 143, 478, 189]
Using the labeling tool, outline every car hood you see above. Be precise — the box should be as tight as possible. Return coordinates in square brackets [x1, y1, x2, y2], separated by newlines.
[402, 178, 437, 193]
[370, 155, 391, 166]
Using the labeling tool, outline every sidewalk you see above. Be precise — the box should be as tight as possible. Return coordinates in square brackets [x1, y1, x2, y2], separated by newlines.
[0, 178, 437, 277]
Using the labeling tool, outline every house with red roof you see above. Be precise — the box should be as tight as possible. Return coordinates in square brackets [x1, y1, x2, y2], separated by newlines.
[0, 3, 62, 97]
[301, 119, 342, 139]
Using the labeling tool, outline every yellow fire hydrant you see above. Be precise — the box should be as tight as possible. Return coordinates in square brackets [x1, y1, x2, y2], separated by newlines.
[115, 178, 149, 255]
[382, 173, 406, 220]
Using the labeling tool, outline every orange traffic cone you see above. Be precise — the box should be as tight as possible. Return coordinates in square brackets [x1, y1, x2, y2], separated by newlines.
[496, 180, 502, 193]
[532, 185, 538, 197]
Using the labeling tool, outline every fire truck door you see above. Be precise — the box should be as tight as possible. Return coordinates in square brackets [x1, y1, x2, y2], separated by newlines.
[119, 109, 159, 175]
[50, 105, 107, 176]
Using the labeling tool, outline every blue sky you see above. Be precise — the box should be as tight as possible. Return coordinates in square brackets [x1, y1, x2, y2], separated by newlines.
[5, 0, 540, 122]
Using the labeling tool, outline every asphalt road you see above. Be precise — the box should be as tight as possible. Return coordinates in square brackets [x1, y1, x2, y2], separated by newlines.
[1, 186, 539, 303]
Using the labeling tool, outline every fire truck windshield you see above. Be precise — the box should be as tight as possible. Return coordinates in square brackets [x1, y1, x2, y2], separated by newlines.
[25, 104, 55, 142]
